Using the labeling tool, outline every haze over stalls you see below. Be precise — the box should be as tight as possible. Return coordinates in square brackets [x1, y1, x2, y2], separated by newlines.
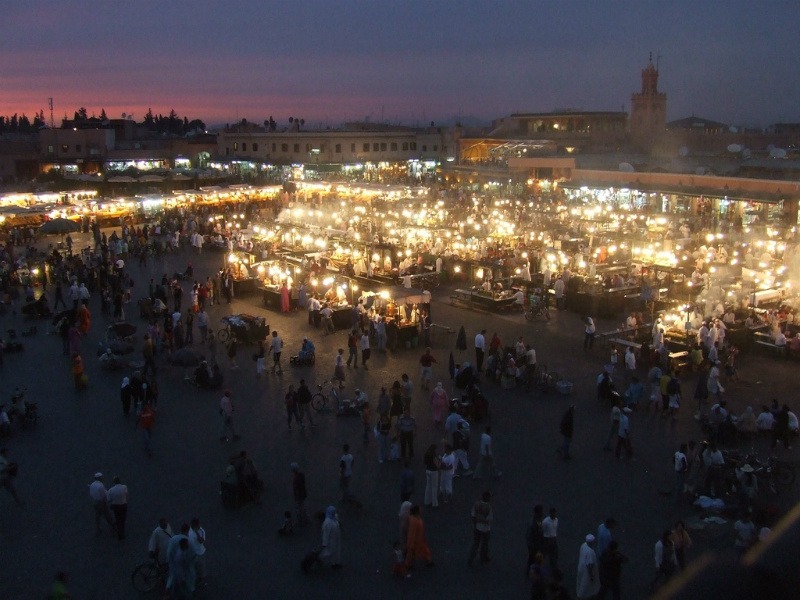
[2, 0, 799, 127]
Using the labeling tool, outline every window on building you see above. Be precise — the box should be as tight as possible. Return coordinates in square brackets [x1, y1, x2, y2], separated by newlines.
[272, 143, 276, 152]
[422, 145, 427, 152]
[363, 143, 369, 152]
[305, 144, 311, 152]
[373, 143, 379, 151]
[402, 142, 408, 151]
[335, 144, 341, 153]
[433, 145, 438, 151]
[443, 145, 448, 152]
[390, 142, 397, 151]
[47, 145, 54, 154]
[233, 142, 238, 151]
[281, 143, 288, 152]
[61, 144, 69, 153]
[75, 144, 82, 153]
[351, 143, 356, 152]
[252, 143, 258, 151]
[380, 143, 387, 151]
[242, 143, 247, 151]
[294, 144, 300, 153]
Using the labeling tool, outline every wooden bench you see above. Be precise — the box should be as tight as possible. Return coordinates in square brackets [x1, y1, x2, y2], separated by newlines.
[669, 350, 689, 371]
[611, 338, 642, 351]
[754, 339, 785, 356]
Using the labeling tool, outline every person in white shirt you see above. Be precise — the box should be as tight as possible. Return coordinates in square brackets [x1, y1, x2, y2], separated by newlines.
[624, 347, 636, 374]
[583, 317, 596, 351]
[88, 472, 115, 535]
[106, 476, 129, 540]
[360, 331, 371, 370]
[542, 507, 559, 570]
[148, 518, 174, 563]
[474, 329, 487, 372]
[320, 305, 334, 335]
[756, 406, 775, 432]
[473, 425, 501, 481]
[269, 330, 284, 374]
[188, 517, 207, 579]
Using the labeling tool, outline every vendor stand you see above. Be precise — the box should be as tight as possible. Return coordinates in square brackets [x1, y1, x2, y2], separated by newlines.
[254, 259, 301, 311]
[225, 251, 259, 296]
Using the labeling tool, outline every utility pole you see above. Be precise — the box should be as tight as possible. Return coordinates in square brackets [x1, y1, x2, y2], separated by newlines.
[48, 97, 54, 128]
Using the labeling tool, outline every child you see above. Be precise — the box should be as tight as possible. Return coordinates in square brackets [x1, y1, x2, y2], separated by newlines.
[278, 510, 294, 536]
[392, 541, 410, 578]
[388, 436, 400, 461]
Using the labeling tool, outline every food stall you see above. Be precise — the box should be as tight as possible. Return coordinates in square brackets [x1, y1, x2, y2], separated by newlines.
[254, 259, 302, 311]
[225, 251, 259, 296]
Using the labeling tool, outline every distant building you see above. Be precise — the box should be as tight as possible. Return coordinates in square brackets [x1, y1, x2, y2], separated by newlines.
[630, 56, 667, 150]
[666, 116, 729, 135]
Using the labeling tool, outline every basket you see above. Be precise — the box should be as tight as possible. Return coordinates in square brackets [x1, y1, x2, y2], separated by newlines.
[556, 381, 573, 395]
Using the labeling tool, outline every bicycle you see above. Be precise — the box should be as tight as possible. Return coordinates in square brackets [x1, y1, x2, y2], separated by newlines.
[312, 380, 343, 413]
[524, 299, 550, 322]
[131, 558, 167, 593]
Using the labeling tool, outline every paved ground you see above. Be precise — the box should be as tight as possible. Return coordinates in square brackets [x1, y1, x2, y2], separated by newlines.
[1, 234, 798, 599]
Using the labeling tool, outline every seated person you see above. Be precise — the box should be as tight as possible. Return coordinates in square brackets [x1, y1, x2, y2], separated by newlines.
[152, 298, 167, 313]
[277, 510, 295, 536]
[756, 405, 775, 432]
[98, 348, 122, 369]
[788, 410, 799, 434]
[298, 338, 316, 360]
[513, 289, 525, 307]
[350, 388, 368, 408]
[229, 451, 263, 501]
[775, 330, 787, 347]
[455, 362, 475, 389]
[194, 361, 212, 387]
[736, 406, 756, 434]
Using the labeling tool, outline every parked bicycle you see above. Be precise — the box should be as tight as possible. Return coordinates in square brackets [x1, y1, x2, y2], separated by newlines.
[524, 296, 550, 321]
[131, 558, 167, 594]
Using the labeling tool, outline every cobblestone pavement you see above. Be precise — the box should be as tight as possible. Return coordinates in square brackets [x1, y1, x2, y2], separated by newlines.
[1, 233, 797, 599]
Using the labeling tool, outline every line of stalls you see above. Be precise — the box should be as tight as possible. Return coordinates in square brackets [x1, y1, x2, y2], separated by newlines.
[223, 249, 433, 347]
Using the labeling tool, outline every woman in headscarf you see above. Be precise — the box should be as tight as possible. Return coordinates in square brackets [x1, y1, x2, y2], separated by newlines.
[429, 382, 449, 426]
[120, 377, 132, 417]
[280, 282, 291, 313]
[319, 506, 341, 568]
[77, 303, 91, 335]
[398, 501, 412, 551]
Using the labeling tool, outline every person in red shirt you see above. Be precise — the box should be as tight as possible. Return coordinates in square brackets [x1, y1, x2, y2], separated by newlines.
[419, 347, 438, 390]
[136, 403, 156, 457]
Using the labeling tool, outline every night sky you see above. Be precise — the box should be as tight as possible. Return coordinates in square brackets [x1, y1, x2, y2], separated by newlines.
[2, 0, 799, 128]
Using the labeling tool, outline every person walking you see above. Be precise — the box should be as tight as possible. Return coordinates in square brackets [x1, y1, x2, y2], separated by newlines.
[603, 404, 621, 451]
[467, 491, 493, 566]
[400, 374, 413, 412]
[188, 518, 207, 582]
[148, 517, 174, 564]
[0, 447, 23, 506]
[136, 402, 156, 457]
[120, 377, 132, 417]
[227, 335, 239, 370]
[88, 472, 115, 535]
[526, 505, 545, 572]
[405, 505, 434, 569]
[671, 521, 692, 571]
[419, 347, 437, 390]
[347, 329, 359, 368]
[423, 444, 441, 507]
[597, 540, 627, 600]
[473, 425, 501, 480]
[107, 476, 129, 540]
[291, 463, 309, 526]
[295, 380, 315, 429]
[397, 409, 417, 459]
[197, 307, 209, 344]
[429, 382, 449, 426]
[340, 444, 355, 504]
[474, 329, 487, 372]
[184, 309, 194, 345]
[576, 534, 600, 599]
[558, 406, 575, 460]
[219, 390, 239, 442]
[285, 385, 300, 430]
[583, 317, 596, 351]
[542, 507, 559, 570]
[400, 461, 415, 502]
[360, 330, 371, 370]
[650, 529, 678, 591]
[674, 444, 689, 502]
[269, 330, 284, 374]
[142, 334, 157, 377]
[319, 506, 342, 568]
[615, 407, 633, 459]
